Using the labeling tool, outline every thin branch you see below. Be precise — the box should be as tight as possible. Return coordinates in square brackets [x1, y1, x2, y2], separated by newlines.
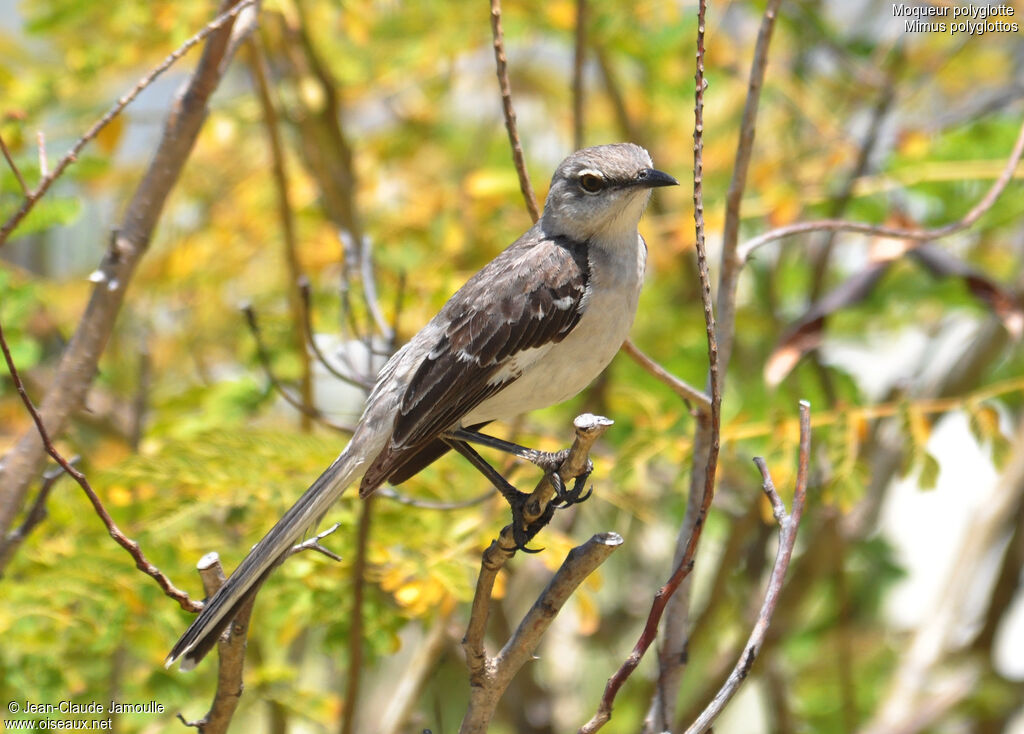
[246, 36, 315, 431]
[582, 5, 719, 729]
[684, 400, 811, 734]
[177, 553, 256, 733]
[0, 132, 29, 196]
[648, 2, 784, 728]
[0, 463, 68, 568]
[289, 522, 342, 562]
[241, 305, 357, 434]
[572, 0, 587, 151]
[716, 0, 784, 375]
[0, 0, 253, 565]
[375, 486, 495, 511]
[0, 317, 200, 612]
[340, 496, 373, 734]
[739, 114, 1024, 263]
[36, 131, 48, 178]
[379, 610, 454, 734]
[297, 278, 374, 391]
[0, 0, 257, 246]
[489, 0, 540, 223]
[621, 339, 711, 413]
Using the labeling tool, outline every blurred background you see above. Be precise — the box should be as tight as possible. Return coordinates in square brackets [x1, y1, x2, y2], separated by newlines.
[1, 0, 1022, 732]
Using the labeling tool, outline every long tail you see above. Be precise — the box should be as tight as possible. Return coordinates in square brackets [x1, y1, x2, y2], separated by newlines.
[165, 447, 363, 670]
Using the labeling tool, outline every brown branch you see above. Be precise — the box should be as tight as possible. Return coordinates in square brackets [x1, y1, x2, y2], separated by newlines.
[0, 0, 253, 567]
[572, 0, 587, 151]
[716, 0, 784, 375]
[296, 279, 374, 391]
[582, 4, 719, 729]
[489, 0, 540, 223]
[621, 339, 711, 413]
[340, 496, 373, 734]
[375, 486, 495, 511]
[379, 610, 454, 734]
[683, 401, 811, 734]
[0, 463, 67, 569]
[246, 36, 315, 431]
[177, 553, 256, 733]
[739, 114, 1024, 263]
[0, 316, 200, 612]
[461, 532, 623, 734]
[0, 132, 29, 196]
[649, 2, 785, 727]
[241, 305, 357, 434]
[0, 0, 257, 246]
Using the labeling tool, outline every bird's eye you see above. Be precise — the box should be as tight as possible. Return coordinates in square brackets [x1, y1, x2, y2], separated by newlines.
[578, 173, 605, 194]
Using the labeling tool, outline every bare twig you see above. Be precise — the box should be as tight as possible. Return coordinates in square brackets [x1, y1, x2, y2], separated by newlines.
[340, 496, 374, 734]
[36, 131, 48, 178]
[0, 317, 200, 612]
[247, 36, 315, 431]
[296, 279, 374, 390]
[684, 401, 811, 734]
[0, 0, 257, 246]
[460, 532, 623, 734]
[0, 463, 68, 570]
[716, 0, 784, 374]
[858, 413, 1024, 734]
[649, 2, 784, 727]
[0, 0, 253, 565]
[288, 522, 342, 562]
[621, 339, 711, 413]
[739, 114, 1024, 263]
[375, 486, 495, 511]
[177, 553, 256, 733]
[583, 6, 719, 730]
[489, 0, 540, 223]
[572, 0, 587, 151]
[0, 132, 29, 196]
[379, 610, 454, 734]
[241, 305, 357, 434]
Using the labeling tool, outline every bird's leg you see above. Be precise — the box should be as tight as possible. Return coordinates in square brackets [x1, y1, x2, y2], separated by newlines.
[442, 438, 551, 552]
[447, 427, 596, 510]
[446, 428, 570, 473]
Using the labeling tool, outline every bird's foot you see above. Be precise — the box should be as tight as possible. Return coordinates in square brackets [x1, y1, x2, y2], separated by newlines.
[548, 460, 594, 508]
[502, 489, 554, 554]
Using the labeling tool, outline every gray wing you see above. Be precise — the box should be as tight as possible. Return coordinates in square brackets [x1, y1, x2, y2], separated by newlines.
[358, 231, 589, 494]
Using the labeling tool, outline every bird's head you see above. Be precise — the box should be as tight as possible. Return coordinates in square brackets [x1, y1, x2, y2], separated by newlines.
[540, 143, 677, 245]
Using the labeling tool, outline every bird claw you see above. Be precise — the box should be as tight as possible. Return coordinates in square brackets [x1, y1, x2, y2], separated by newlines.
[549, 459, 594, 508]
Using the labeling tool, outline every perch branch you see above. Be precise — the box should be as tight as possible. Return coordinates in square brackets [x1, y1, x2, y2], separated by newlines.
[462, 414, 612, 688]
[489, 0, 540, 222]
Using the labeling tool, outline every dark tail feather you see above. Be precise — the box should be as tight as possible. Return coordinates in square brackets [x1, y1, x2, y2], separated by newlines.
[166, 449, 361, 670]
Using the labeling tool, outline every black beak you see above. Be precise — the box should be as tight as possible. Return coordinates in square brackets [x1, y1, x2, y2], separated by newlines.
[635, 167, 679, 188]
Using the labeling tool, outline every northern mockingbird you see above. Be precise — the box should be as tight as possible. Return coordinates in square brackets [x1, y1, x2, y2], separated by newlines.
[167, 142, 676, 670]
